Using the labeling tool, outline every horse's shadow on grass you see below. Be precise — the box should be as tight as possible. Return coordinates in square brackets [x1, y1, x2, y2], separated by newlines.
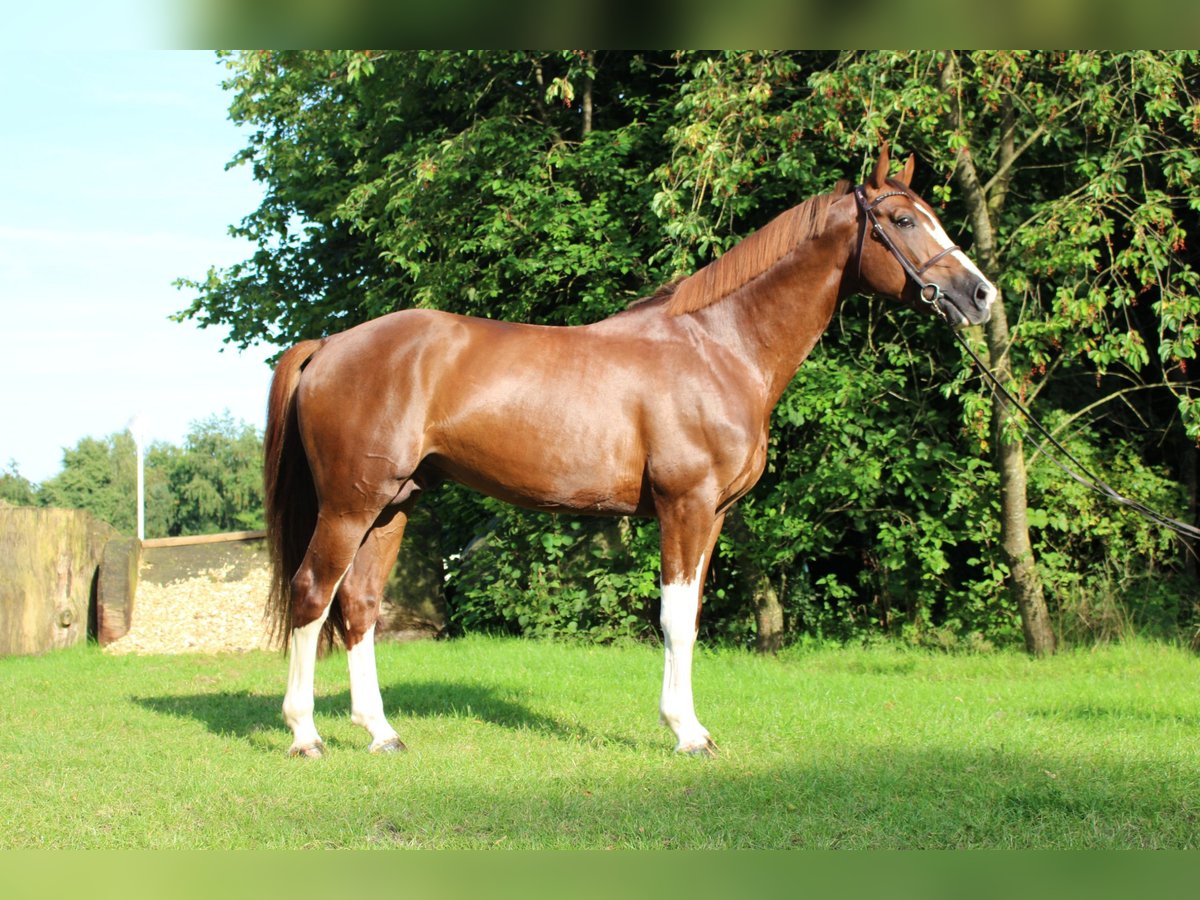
[133, 679, 629, 750]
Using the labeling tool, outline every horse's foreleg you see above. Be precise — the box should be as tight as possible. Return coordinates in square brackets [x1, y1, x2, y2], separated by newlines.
[340, 506, 411, 753]
[656, 505, 725, 756]
[659, 572, 713, 755]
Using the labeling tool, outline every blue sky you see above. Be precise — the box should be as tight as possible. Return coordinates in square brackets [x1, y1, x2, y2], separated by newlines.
[0, 50, 278, 483]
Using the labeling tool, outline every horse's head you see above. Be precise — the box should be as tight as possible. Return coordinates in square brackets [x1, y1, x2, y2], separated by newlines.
[851, 145, 995, 327]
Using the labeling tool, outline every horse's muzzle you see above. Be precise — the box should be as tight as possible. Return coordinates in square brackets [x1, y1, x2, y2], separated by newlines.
[938, 277, 995, 327]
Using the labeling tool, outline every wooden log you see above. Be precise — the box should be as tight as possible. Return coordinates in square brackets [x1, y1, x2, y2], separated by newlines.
[142, 530, 266, 549]
[0, 507, 115, 656]
[96, 536, 142, 646]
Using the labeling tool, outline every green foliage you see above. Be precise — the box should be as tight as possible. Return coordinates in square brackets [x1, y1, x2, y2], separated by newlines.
[177, 51, 1200, 648]
[38, 432, 151, 535]
[0, 461, 38, 506]
[447, 499, 661, 642]
[34, 414, 263, 538]
[704, 309, 1018, 649]
[175, 51, 673, 341]
[1024, 413, 1189, 643]
[155, 413, 266, 534]
[802, 51, 1200, 431]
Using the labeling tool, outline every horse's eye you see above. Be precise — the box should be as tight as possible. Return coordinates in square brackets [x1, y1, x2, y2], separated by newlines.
[895, 215, 915, 229]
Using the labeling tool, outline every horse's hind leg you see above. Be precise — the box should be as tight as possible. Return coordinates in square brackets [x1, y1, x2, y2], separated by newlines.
[282, 509, 378, 758]
[338, 503, 413, 753]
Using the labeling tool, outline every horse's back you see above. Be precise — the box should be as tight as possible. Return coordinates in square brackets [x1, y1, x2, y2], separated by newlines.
[294, 308, 663, 513]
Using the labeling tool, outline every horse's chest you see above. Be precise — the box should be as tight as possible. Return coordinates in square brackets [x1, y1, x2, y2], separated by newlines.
[721, 429, 770, 504]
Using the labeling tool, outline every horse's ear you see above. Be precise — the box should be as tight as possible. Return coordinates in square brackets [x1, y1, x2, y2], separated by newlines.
[868, 142, 891, 190]
[897, 154, 915, 187]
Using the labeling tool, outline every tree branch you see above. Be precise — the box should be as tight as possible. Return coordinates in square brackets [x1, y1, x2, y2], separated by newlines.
[980, 97, 1085, 201]
[531, 58, 567, 150]
[1026, 383, 1164, 465]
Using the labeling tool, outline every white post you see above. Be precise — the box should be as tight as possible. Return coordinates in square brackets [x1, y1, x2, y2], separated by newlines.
[128, 415, 145, 541]
[136, 437, 144, 541]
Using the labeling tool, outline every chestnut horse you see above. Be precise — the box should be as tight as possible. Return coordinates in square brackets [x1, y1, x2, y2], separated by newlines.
[264, 146, 995, 758]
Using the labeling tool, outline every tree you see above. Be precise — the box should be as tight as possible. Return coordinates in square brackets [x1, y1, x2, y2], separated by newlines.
[35, 415, 264, 538]
[160, 413, 265, 535]
[0, 461, 38, 506]
[175, 51, 673, 343]
[177, 50, 1200, 650]
[38, 432, 155, 535]
[790, 51, 1200, 653]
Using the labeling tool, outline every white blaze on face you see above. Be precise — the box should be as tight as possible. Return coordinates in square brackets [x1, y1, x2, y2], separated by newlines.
[911, 198, 996, 304]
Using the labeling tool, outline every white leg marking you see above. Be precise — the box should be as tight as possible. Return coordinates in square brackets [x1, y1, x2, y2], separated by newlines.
[659, 560, 713, 754]
[282, 607, 331, 754]
[348, 624, 403, 751]
[281, 569, 347, 755]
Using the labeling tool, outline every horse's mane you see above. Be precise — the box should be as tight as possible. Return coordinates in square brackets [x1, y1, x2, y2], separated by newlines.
[650, 180, 851, 316]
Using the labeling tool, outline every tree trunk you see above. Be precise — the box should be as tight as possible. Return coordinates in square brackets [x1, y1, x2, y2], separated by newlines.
[581, 51, 595, 138]
[940, 53, 1057, 656]
[725, 507, 785, 652]
[750, 571, 784, 654]
[983, 296, 1057, 656]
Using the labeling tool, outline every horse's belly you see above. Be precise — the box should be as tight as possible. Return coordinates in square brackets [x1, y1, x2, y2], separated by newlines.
[425, 422, 648, 516]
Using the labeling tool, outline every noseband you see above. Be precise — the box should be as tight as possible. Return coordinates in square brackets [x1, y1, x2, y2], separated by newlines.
[854, 184, 960, 308]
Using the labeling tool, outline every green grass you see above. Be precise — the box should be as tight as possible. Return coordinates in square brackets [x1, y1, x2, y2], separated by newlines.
[1, 636, 1198, 848]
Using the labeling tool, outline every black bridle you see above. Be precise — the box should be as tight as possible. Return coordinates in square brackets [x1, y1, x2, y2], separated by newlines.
[852, 183, 1200, 544]
[854, 183, 960, 308]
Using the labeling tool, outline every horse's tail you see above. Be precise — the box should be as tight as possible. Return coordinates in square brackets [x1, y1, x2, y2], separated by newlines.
[263, 339, 324, 650]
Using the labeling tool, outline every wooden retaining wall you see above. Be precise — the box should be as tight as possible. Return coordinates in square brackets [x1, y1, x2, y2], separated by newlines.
[0, 507, 117, 655]
[96, 535, 142, 646]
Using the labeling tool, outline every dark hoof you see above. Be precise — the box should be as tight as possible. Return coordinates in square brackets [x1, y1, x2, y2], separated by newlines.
[288, 740, 325, 759]
[370, 736, 407, 754]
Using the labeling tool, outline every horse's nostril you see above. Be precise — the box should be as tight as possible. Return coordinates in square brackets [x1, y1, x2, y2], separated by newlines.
[975, 282, 994, 307]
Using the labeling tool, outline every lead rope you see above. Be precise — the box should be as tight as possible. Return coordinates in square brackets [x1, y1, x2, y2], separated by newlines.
[939, 311, 1200, 543]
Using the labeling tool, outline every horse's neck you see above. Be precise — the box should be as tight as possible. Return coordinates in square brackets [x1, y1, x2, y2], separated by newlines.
[695, 219, 854, 406]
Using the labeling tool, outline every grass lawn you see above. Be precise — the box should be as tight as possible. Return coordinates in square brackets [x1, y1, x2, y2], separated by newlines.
[1, 635, 1197, 848]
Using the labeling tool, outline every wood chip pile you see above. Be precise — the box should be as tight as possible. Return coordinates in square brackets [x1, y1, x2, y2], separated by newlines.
[104, 540, 275, 656]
